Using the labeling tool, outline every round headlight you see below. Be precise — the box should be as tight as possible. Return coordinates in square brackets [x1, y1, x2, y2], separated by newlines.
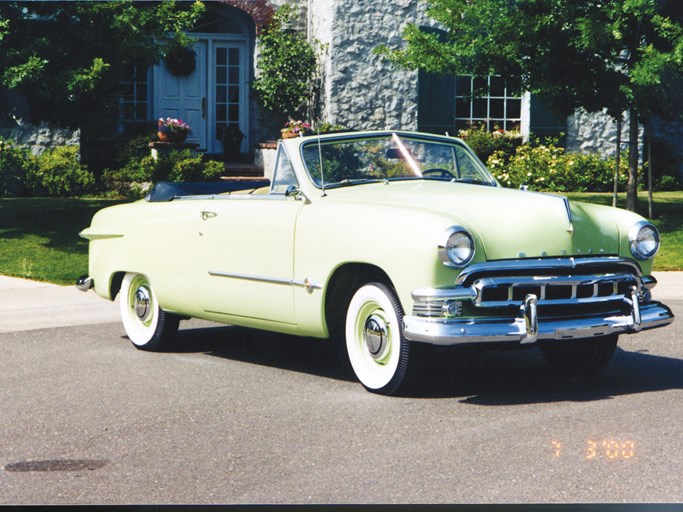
[629, 221, 660, 260]
[439, 226, 475, 267]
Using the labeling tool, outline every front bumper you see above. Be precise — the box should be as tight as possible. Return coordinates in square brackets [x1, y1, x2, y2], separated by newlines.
[403, 299, 674, 346]
[404, 257, 675, 346]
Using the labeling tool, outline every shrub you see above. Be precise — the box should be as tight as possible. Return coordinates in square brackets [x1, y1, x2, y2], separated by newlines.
[103, 149, 224, 198]
[487, 142, 630, 193]
[458, 124, 523, 164]
[27, 146, 95, 197]
[0, 138, 33, 197]
[654, 174, 681, 191]
[252, 5, 318, 115]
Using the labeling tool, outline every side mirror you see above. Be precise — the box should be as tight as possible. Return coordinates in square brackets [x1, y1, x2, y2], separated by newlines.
[285, 185, 309, 203]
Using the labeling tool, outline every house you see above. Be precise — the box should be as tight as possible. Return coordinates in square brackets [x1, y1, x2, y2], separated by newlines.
[3, 0, 683, 178]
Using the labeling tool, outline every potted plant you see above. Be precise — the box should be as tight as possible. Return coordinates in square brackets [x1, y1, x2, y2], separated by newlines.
[219, 124, 245, 159]
[157, 118, 191, 143]
[281, 119, 311, 139]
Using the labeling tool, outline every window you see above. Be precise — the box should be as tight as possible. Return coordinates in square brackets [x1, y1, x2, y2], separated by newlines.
[271, 146, 298, 194]
[119, 66, 150, 133]
[455, 75, 522, 132]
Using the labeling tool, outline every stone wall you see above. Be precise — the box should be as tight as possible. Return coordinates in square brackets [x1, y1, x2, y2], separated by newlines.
[566, 109, 643, 161]
[0, 120, 80, 156]
[311, 0, 435, 130]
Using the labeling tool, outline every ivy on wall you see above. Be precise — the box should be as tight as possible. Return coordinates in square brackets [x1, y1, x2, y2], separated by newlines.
[252, 5, 317, 116]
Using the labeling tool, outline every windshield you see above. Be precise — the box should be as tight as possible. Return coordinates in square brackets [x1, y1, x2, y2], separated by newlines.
[301, 133, 496, 189]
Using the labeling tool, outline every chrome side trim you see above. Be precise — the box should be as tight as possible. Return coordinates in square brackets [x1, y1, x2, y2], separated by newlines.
[79, 231, 124, 241]
[208, 271, 322, 293]
[454, 257, 642, 286]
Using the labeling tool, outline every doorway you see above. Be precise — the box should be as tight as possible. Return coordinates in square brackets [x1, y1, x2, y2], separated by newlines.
[153, 34, 249, 154]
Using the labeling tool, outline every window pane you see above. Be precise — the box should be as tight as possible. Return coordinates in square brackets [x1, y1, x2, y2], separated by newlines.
[455, 98, 471, 118]
[228, 104, 239, 122]
[473, 98, 488, 118]
[216, 67, 227, 84]
[455, 76, 472, 97]
[228, 48, 239, 64]
[216, 48, 227, 65]
[507, 99, 521, 119]
[216, 86, 227, 103]
[473, 76, 488, 95]
[228, 86, 239, 103]
[490, 98, 505, 119]
[228, 67, 239, 84]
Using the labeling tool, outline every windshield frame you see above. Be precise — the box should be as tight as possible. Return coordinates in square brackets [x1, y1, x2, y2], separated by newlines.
[298, 131, 498, 190]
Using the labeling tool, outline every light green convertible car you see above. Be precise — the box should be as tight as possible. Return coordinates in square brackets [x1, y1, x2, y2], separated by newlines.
[79, 130, 674, 395]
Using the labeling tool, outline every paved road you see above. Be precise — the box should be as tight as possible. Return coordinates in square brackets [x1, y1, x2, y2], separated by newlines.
[0, 297, 681, 504]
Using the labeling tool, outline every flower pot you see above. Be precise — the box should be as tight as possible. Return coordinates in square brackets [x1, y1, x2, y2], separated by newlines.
[158, 131, 188, 143]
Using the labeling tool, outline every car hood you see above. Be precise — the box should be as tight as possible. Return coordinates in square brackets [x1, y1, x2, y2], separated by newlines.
[323, 180, 621, 260]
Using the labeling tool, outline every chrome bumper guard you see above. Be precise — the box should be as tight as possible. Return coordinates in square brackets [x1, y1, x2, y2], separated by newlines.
[76, 274, 94, 292]
[403, 287, 674, 346]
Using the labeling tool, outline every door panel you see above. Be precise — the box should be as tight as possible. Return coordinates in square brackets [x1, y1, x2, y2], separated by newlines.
[153, 40, 208, 150]
[198, 197, 301, 324]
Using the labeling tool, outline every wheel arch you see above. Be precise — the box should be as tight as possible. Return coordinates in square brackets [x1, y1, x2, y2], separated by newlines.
[323, 262, 397, 338]
[110, 271, 126, 300]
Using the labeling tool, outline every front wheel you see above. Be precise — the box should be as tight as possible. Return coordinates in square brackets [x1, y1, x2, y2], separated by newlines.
[540, 334, 618, 376]
[119, 272, 179, 351]
[345, 282, 412, 395]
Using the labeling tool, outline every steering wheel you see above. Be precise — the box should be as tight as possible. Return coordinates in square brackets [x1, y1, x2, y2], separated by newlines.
[422, 168, 455, 179]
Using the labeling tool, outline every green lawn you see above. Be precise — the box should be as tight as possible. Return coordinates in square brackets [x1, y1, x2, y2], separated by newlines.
[0, 192, 681, 286]
[0, 198, 125, 285]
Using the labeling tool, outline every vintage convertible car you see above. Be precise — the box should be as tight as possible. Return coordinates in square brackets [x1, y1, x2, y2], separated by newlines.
[78, 130, 674, 395]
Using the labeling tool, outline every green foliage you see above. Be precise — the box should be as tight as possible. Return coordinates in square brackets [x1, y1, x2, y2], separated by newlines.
[457, 125, 523, 165]
[27, 146, 95, 197]
[167, 153, 223, 182]
[0, 1, 204, 129]
[103, 147, 224, 198]
[487, 142, 629, 193]
[252, 5, 318, 115]
[0, 138, 33, 197]
[383, 0, 683, 210]
[654, 174, 681, 191]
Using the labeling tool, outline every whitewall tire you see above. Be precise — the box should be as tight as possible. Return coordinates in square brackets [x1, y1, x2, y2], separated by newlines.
[345, 282, 411, 395]
[119, 272, 179, 351]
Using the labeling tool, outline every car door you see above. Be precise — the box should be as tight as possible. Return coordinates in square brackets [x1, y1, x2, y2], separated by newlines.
[197, 148, 302, 325]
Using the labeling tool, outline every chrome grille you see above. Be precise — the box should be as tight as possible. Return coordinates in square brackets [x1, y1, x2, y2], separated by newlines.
[472, 272, 637, 308]
[413, 299, 445, 317]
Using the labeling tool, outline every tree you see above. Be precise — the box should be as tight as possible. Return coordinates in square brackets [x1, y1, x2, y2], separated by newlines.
[252, 5, 318, 117]
[0, 1, 204, 134]
[380, 0, 683, 212]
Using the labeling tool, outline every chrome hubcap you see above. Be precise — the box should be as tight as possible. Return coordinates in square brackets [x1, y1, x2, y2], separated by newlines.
[134, 286, 151, 320]
[364, 314, 388, 360]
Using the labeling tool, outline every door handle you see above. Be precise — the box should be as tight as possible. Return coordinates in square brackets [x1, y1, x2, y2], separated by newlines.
[202, 97, 207, 119]
[201, 210, 217, 220]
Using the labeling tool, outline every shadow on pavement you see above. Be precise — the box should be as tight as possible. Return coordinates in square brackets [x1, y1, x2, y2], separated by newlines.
[167, 322, 683, 403]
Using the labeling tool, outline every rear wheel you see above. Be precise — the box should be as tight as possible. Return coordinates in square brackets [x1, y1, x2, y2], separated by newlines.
[345, 282, 412, 395]
[119, 272, 179, 351]
[540, 334, 618, 376]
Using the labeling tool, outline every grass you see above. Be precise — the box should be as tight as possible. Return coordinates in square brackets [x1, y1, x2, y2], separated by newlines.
[0, 192, 681, 286]
[0, 198, 125, 285]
